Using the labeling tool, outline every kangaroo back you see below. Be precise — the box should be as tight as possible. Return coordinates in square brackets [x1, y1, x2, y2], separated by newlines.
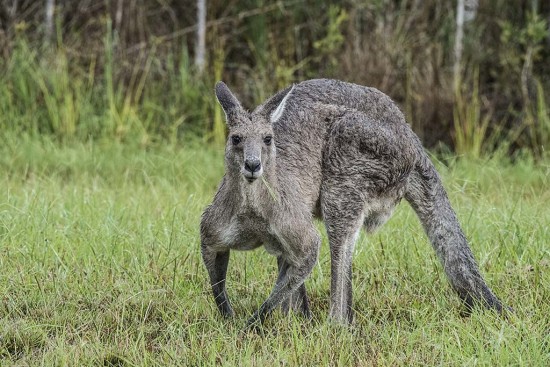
[405, 154, 504, 311]
[292, 79, 406, 124]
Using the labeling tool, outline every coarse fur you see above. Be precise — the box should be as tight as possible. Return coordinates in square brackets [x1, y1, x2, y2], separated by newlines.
[200, 78, 506, 327]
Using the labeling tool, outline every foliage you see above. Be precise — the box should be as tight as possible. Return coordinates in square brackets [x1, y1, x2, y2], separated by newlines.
[0, 1, 549, 154]
[313, 5, 348, 72]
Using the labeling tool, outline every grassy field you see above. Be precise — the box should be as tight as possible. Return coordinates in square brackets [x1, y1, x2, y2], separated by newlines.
[0, 135, 549, 366]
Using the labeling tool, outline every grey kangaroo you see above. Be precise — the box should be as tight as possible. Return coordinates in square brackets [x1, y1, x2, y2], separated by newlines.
[200, 79, 506, 327]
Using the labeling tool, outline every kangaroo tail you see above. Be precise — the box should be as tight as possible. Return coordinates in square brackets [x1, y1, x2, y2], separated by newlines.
[405, 153, 505, 312]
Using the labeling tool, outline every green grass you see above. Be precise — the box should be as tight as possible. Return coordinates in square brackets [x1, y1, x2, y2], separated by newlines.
[0, 136, 549, 366]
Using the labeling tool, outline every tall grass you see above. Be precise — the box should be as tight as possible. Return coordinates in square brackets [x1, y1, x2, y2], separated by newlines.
[527, 81, 550, 159]
[452, 70, 491, 159]
[3, 34, 548, 160]
[0, 31, 217, 145]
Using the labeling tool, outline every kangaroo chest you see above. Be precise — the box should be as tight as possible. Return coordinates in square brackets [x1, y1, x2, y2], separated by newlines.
[218, 211, 275, 252]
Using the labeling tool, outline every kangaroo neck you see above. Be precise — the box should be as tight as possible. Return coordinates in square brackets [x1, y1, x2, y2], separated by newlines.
[229, 168, 280, 217]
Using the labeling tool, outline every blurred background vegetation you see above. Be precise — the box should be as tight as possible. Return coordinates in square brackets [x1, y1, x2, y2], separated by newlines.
[0, 0, 549, 158]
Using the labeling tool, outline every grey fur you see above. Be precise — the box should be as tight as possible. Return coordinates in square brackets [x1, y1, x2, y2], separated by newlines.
[200, 79, 506, 327]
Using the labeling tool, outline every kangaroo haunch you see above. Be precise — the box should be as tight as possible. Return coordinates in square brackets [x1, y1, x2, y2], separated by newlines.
[200, 79, 506, 327]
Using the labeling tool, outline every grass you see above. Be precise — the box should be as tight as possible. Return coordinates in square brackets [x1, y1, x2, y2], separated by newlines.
[0, 38, 216, 144]
[0, 135, 549, 366]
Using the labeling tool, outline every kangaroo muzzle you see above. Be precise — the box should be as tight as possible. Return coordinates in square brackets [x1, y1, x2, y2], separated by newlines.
[245, 158, 261, 173]
[243, 157, 263, 181]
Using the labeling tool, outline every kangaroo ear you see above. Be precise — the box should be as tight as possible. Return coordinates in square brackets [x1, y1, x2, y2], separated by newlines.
[257, 85, 294, 123]
[215, 81, 242, 120]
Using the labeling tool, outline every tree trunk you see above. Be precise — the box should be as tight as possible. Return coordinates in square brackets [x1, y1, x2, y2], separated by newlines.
[195, 0, 207, 73]
[454, 0, 478, 92]
[45, 0, 55, 44]
[453, 0, 465, 92]
[464, 0, 478, 22]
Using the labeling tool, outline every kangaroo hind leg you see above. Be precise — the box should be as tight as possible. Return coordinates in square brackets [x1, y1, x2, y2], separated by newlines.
[322, 187, 366, 324]
[278, 256, 312, 318]
[245, 221, 320, 329]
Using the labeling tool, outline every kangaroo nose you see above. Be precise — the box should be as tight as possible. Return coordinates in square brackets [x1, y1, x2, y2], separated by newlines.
[244, 159, 261, 173]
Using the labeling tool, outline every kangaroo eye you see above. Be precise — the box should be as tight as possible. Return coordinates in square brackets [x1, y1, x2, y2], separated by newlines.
[263, 136, 273, 145]
[231, 135, 242, 145]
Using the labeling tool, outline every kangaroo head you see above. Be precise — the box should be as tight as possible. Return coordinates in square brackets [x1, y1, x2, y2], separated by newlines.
[215, 81, 293, 184]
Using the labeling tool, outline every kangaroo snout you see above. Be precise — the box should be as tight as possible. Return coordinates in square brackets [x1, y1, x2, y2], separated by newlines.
[245, 159, 261, 173]
[243, 158, 262, 181]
